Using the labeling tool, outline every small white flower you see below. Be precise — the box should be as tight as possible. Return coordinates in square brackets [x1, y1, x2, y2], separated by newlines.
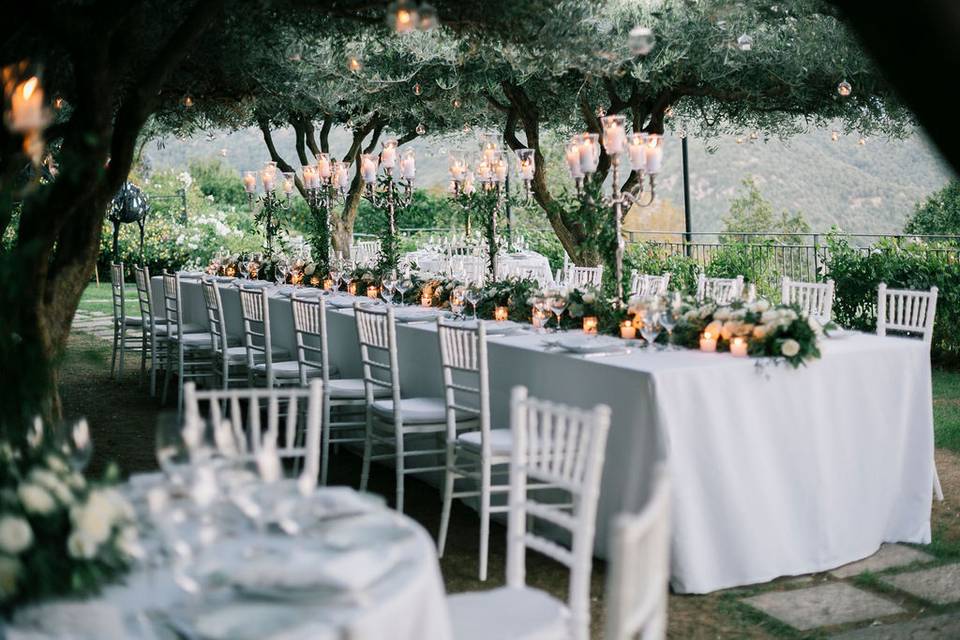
[698, 304, 715, 319]
[67, 530, 99, 559]
[0, 517, 33, 555]
[67, 473, 86, 491]
[117, 526, 143, 559]
[761, 310, 779, 324]
[753, 325, 768, 339]
[808, 316, 823, 336]
[0, 555, 21, 600]
[45, 455, 69, 474]
[781, 339, 801, 357]
[18, 483, 56, 515]
[582, 292, 596, 304]
[71, 492, 117, 545]
[714, 307, 731, 322]
[754, 299, 771, 312]
[304, 263, 316, 276]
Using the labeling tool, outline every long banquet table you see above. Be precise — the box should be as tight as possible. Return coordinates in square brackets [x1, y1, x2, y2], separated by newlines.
[156, 277, 935, 594]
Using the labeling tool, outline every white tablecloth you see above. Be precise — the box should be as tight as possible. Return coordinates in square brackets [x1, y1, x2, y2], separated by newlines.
[402, 249, 553, 283]
[160, 278, 934, 593]
[8, 483, 452, 640]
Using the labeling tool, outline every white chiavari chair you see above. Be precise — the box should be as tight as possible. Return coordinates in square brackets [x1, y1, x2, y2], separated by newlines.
[604, 466, 671, 640]
[781, 277, 835, 325]
[447, 386, 611, 640]
[110, 262, 145, 380]
[133, 265, 168, 396]
[183, 379, 323, 477]
[161, 272, 214, 418]
[201, 278, 273, 390]
[238, 287, 319, 389]
[435, 318, 509, 581]
[292, 294, 389, 485]
[877, 283, 942, 501]
[629, 271, 671, 298]
[696, 274, 744, 304]
[354, 303, 478, 513]
[564, 264, 604, 289]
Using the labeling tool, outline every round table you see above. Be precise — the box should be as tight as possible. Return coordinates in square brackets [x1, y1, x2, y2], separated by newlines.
[8, 480, 453, 640]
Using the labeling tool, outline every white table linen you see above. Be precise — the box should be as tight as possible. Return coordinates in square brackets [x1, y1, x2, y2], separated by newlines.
[402, 249, 553, 284]
[159, 278, 934, 594]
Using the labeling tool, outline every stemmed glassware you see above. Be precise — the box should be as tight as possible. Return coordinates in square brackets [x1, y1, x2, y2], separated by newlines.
[450, 285, 466, 319]
[465, 283, 481, 320]
[329, 263, 341, 292]
[659, 292, 682, 348]
[276, 261, 289, 286]
[381, 272, 396, 305]
[395, 273, 410, 305]
[548, 291, 568, 331]
[532, 296, 548, 333]
[640, 309, 662, 349]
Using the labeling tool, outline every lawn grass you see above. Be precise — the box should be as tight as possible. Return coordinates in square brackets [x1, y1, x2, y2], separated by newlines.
[77, 281, 139, 317]
[933, 368, 960, 454]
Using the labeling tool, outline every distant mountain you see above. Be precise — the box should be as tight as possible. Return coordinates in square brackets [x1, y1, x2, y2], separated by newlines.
[147, 125, 953, 235]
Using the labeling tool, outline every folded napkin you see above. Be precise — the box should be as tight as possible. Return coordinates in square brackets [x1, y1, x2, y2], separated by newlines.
[12, 601, 128, 640]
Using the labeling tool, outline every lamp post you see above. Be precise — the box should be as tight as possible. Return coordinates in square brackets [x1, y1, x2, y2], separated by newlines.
[568, 114, 659, 303]
[360, 138, 416, 270]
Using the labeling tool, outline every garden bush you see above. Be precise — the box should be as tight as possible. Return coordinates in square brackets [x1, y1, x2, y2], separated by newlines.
[625, 243, 701, 295]
[824, 235, 960, 365]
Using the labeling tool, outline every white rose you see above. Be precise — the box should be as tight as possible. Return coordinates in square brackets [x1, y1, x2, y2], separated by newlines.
[698, 304, 715, 319]
[29, 469, 59, 489]
[755, 299, 771, 312]
[684, 309, 699, 321]
[18, 483, 55, 515]
[714, 307, 731, 321]
[117, 526, 143, 560]
[67, 473, 86, 491]
[761, 310, 779, 324]
[808, 316, 823, 335]
[304, 263, 316, 276]
[0, 517, 33, 555]
[781, 339, 801, 357]
[67, 530, 99, 559]
[45, 455, 69, 474]
[71, 493, 115, 545]
[582, 292, 596, 304]
[753, 325, 768, 339]
[0, 555, 21, 599]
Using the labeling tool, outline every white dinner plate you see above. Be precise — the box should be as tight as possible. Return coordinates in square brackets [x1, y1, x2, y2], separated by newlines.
[550, 335, 625, 354]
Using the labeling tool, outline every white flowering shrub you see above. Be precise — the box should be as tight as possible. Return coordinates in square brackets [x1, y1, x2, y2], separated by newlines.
[0, 433, 139, 609]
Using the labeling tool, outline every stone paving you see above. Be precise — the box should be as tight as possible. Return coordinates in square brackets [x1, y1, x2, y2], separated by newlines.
[72, 310, 115, 341]
[738, 543, 960, 637]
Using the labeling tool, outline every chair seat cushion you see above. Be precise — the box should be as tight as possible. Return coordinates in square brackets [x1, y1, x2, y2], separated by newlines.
[122, 315, 144, 326]
[221, 345, 291, 364]
[328, 378, 389, 399]
[371, 397, 473, 424]
[251, 360, 323, 379]
[154, 322, 205, 336]
[448, 586, 569, 640]
[173, 332, 214, 349]
[457, 429, 513, 456]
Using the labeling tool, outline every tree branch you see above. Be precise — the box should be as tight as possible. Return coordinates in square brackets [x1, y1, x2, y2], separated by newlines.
[319, 115, 332, 154]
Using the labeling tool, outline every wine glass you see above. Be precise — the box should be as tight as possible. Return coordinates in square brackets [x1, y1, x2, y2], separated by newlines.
[659, 296, 680, 348]
[640, 310, 662, 348]
[395, 275, 410, 305]
[548, 292, 568, 331]
[381, 274, 396, 305]
[465, 284, 481, 320]
[532, 296, 549, 333]
[155, 417, 192, 487]
[450, 286, 466, 318]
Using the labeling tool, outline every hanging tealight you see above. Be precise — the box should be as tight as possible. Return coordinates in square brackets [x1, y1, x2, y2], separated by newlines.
[595, 106, 606, 117]
[452, 97, 462, 109]
[831, 130, 839, 142]
[347, 56, 363, 73]
[735, 137, 744, 144]
[462, 123, 471, 133]
[416, 123, 426, 135]
[837, 80, 852, 97]
[628, 26, 655, 56]
[676, 128, 687, 139]
[413, 82, 422, 96]
[749, 131, 758, 141]
[737, 34, 753, 51]
[858, 137, 866, 146]
[183, 95, 194, 108]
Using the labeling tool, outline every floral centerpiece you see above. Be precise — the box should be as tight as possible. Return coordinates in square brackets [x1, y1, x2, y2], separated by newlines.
[671, 297, 825, 367]
[0, 428, 140, 611]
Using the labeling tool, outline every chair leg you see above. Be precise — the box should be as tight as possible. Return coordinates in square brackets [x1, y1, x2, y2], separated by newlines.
[359, 413, 373, 492]
[139, 330, 147, 386]
[150, 335, 158, 397]
[161, 343, 172, 405]
[320, 397, 332, 486]
[395, 437, 405, 514]
[176, 348, 185, 421]
[934, 459, 945, 501]
[110, 324, 119, 379]
[438, 455, 455, 558]
[479, 463, 491, 582]
[118, 322, 126, 379]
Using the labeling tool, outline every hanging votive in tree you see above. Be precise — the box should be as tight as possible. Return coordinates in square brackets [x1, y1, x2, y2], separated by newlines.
[452, 97, 462, 109]
[837, 80, 852, 97]
[413, 82, 422, 96]
[831, 130, 839, 142]
[628, 26, 655, 56]
[416, 123, 426, 135]
[737, 34, 753, 51]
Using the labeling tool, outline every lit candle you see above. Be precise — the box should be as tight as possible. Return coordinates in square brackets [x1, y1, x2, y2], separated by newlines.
[700, 331, 718, 352]
[448, 155, 466, 181]
[601, 115, 627, 156]
[400, 149, 416, 180]
[645, 135, 663, 175]
[360, 154, 378, 184]
[302, 165, 317, 189]
[516, 149, 535, 180]
[9, 76, 45, 133]
[334, 162, 351, 193]
[620, 320, 637, 339]
[628, 133, 646, 171]
[578, 134, 598, 173]
[421, 293, 432, 307]
[323, 278, 333, 291]
[463, 172, 476, 195]
[583, 316, 598, 335]
[282, 172, 296, 195]
[242, 171, 257, 193]
[730, 336, 748, 357]
[565, 141, 582, 178]
[260, 165, 276, 192]
[493, 158, 507, 183]
[532, 308, 547, 329]
[366, 285, 379, 299]
[347, 282, 357, 296]
[317, 154, 332, 179]
[381, 139, 398, 170]
[494, 306, 509, 322]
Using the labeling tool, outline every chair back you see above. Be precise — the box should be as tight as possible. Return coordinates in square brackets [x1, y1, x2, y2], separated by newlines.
[201, 278, 230, 358]
[291, 294, 333, 386]
[782, 277, 835, 325]
[183, 380, 323, 475]
[110, 262, 125, 324]
[134, 265, 156, 330]
[696, 274, 744, 304]
[437, 318, 489, 444]
[353, 303, 402, 409]
[565, 265, 604, 288]
[630, 271, 671, 298]
[877, 283, 938, 345]
[507, 386, 611, 640]
[604, 466, 671, 640]
[239, 287, 276, 381]
[162, 271, 188, 340]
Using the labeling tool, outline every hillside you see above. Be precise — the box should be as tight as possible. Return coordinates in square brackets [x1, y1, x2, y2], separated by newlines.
[147, 125, 953, 234]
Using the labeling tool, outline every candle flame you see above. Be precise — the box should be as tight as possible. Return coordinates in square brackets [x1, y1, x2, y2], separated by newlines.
[21, 76, 38, 100]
